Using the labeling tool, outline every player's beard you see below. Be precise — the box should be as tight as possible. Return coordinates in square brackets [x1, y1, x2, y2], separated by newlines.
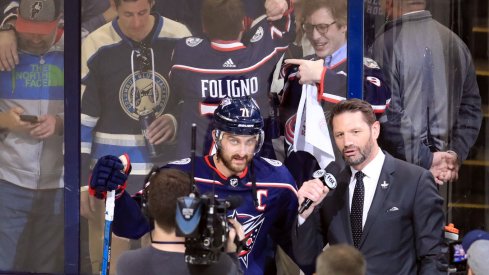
[342, 138, 374, 167]
[216, 149, 252, 175]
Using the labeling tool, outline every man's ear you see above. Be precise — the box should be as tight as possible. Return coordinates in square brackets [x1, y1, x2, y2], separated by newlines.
[372, 120, 381, 139]
[212, 130, 217, 142]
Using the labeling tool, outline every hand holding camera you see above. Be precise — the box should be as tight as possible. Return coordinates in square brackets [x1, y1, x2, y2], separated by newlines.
[227, 218, 246, 253]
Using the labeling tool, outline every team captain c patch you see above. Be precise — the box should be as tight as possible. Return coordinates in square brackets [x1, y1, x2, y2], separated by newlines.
[119, 71, 170, 120]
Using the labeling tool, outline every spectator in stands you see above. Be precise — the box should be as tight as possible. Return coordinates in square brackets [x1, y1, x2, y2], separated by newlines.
[372, 0, 482, 184]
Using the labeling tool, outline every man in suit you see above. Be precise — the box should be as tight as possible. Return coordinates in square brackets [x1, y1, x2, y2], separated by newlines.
[292, 98, 446, 274]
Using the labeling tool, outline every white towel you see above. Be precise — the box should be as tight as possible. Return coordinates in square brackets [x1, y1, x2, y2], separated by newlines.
[293, 84, 335, 169]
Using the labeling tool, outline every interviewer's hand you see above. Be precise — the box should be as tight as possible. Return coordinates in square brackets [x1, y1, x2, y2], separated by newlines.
[298, 178, 329, 219]
[284, 59, 324, 85]
[226, 218, 245, 253]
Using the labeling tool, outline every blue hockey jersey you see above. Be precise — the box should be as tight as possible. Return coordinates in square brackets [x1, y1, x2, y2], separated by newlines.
[80, 15, 191, 193]
[112, 155, 298, 275]
[169, 11, 295, 159]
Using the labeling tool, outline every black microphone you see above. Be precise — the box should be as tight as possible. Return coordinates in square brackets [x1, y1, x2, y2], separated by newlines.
[298, 162, 341, 214]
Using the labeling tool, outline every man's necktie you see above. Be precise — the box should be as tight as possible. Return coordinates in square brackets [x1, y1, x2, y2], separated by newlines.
[350, 171, 365, 248]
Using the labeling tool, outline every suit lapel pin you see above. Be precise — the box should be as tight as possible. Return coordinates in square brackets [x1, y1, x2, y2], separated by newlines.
[381, 181, 389, 189]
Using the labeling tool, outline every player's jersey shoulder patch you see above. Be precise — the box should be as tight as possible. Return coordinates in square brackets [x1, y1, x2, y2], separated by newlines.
[169, 158, 191, 165]
[185, 37, 203, 47]
[261, 157, 283, 167]
[363, 57, 380, 69]
[250, 26, 264, 43]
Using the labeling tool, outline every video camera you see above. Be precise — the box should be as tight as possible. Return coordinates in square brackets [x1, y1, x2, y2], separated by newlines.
[175, 192, 241, 265]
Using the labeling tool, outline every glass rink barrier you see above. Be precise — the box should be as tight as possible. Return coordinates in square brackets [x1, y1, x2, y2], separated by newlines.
[0, 0, 487, 274]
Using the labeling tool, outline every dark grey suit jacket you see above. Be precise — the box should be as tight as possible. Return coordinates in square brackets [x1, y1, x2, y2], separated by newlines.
[292, 152, 446, 275]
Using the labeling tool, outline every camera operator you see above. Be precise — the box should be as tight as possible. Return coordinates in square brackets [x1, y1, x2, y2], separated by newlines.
[116, 168, 243, 275]
[90, 97, 299, 275]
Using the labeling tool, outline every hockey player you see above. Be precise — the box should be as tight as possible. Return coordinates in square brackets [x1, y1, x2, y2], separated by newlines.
[169, 0, 294, 159]
[279, 0, 391, 185]
[89, 97, 299, 275]
[80, 0, 191, 195]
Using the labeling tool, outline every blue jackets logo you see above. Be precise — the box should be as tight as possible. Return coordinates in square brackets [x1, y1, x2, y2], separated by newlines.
[119, 71, 170, 120]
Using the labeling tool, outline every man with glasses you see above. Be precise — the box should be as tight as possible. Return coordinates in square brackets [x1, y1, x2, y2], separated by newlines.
[279, 0, 391, 185]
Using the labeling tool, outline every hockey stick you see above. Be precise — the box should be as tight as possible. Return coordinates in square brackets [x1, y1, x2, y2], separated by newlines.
[101, 154, 130, 275]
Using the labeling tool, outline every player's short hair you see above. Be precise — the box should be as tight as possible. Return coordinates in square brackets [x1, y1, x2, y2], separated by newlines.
[316, 244, 366, 275]
[202, 0, 245, 40]
[114, 0, 154, 8]
[329, 98, 377, 127]
[147, 168, 192, 232]
[302, 0, 347, 28]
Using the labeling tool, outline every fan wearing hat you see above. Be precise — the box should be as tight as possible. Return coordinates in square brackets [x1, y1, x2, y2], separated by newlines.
[0, 0, 64, 273]
[16, 0, 62, 34]
[0, 0, 63, 70]
[15, 0, 63, 55]
[462, 229, 489, 275]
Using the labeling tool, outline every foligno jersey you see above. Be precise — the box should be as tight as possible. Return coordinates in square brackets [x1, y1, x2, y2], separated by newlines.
[169, 12, 295, 158]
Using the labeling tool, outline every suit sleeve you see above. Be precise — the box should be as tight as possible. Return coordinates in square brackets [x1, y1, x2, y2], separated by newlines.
[290, 210, 326, 266]
[413, 170, 447, 274]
